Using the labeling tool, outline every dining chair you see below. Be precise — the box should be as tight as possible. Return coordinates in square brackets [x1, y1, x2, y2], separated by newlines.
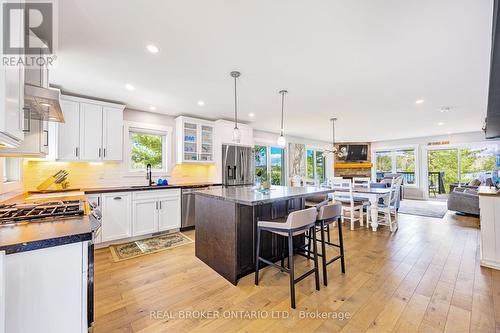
[331, 179, 365, 230]
[352, 177, 371, 188]
[376, 177, 401, 232]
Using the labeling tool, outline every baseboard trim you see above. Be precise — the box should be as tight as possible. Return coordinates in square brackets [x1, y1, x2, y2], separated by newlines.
[480, 259, 500, 270]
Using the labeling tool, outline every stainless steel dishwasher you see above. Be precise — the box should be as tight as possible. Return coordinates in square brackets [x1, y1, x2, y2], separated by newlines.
[181, 185, 214, 229]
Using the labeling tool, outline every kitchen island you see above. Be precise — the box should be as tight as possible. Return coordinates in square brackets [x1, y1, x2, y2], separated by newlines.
[194, 186, 334, 284]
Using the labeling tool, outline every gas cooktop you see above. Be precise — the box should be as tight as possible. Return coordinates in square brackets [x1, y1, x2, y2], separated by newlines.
[0, 200, 85, 225]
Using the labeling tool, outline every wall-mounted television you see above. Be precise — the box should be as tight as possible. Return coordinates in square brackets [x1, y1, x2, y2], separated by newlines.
[339, 144, 369, 162]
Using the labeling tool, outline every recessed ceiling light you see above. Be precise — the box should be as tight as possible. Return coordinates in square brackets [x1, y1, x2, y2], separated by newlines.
[149, 106, 157, 111]
[197, 100, 205, 106]
[40, 103, 51, 107]
[438, 122, 444, 126]
[415, 99, 425, 104]
[146, 44, 159, 54]
[249, 113, 255, 117]
[125, 84, 135, 91]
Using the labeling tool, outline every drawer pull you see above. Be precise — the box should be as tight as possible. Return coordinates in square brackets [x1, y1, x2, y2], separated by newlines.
[113, 197, 122, 200]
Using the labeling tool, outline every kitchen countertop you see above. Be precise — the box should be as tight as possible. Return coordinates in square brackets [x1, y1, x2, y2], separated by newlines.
[0, 216, 99, 255]
[82, 182, 222, 194]
[194, 185, 335, 206]
[478, 186, 500, 196]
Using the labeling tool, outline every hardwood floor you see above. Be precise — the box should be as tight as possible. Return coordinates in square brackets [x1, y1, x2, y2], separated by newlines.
[93, 212, 500, 333]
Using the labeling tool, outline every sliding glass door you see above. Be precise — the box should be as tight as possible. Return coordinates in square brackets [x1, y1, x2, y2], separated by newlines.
[427, 149, 459, 197]
[426, 145, 496, 199]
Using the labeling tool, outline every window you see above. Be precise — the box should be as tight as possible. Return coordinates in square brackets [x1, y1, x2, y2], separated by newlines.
[129, 128, 167, 171]
[374, 148, 417, 185]
[459, 147, 496, 183]
[307, 149, 326, 182]
[255, 145, 285, 185]
[3, 158, 21, 183]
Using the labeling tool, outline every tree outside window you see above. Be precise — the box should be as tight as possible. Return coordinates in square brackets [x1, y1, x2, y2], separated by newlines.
[255, 145, 285, 185]
[307, 149, 326, 182]
[129, 130, 165, 170]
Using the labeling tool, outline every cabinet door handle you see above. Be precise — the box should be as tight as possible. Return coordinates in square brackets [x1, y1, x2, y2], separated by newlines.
[75, 147, 79, 157]
[98, 148, 102, 158]
[43, 129, 49, 147]
[103, 148, 106, 158]
[113, 196, 122, 200]
[159, 201, 162, 210]
[23, 108, 31, 132]
[156, 201, 158, 210]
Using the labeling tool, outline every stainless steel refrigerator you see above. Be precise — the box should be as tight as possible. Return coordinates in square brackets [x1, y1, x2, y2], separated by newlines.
[222, 145, 254, 186]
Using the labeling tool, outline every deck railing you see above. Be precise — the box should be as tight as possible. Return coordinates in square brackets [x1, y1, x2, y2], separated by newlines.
[375, 171, 446, 194]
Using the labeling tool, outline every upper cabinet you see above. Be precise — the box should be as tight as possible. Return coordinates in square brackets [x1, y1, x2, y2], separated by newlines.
[175, 116, 215, 164]
[0, 0, 25, 147]
[57, 96, 125, 161]
[214, 120, 254, 147]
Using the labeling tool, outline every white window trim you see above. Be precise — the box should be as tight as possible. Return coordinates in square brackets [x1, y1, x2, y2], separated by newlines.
[124, 121, 173, 175]
[305, 146, 326, 181]
[372, 144, 419, 188]
[255, 144, 286, 185]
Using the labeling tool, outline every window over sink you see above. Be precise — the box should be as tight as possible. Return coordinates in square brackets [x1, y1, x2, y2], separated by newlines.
[125, 121, 172, 173]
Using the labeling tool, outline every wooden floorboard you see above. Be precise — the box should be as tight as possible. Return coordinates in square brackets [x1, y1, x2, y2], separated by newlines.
[93, 211, 498, 333]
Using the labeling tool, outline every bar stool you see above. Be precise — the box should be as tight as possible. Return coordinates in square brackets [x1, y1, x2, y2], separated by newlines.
[255, 207, 320, 309]
[308, 202, 345, 286]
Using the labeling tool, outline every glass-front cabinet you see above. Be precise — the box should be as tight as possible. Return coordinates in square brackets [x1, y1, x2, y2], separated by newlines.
[176, 116, 215, 164]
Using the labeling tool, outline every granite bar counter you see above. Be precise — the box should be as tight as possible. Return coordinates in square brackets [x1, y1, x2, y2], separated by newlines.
[194, 186, 334, 284]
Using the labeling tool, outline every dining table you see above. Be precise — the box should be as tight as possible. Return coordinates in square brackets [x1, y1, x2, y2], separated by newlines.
[327, 186, 394, 232]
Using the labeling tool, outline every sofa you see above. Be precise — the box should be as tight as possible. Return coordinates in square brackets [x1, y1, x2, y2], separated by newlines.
[447, 177, 492, 216]
[447, 187, 479, 216]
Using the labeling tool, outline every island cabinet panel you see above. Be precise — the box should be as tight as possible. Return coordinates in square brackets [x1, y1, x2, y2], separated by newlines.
[195, 194, 305, 285]
[195, 196, 238, 284]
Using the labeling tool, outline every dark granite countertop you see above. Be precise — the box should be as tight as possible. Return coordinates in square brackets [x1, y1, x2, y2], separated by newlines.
[0, 216, 99, 255]
[83, 182, 222, 194]
[194, 185, 335, 206]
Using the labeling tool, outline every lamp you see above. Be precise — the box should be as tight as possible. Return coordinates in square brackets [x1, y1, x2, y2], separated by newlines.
[277, 90, 288, 147]
[230, 71, 241, 143]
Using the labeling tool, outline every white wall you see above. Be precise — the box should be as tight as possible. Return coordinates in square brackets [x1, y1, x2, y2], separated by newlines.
[371, 131, 500, 199]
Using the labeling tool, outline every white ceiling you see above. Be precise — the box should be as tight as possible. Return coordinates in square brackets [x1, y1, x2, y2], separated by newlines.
[52, 0, 493, 142]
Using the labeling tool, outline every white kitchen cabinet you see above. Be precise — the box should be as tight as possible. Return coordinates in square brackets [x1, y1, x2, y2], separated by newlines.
[175, 116, 215, 164]
[58, 99, 81, 160]
[132, 189, 181, 236]
[58, 96, 125, 161]
[158, 196, 182, 231]
[132, 199, 159, 236]
[0, 118, 48, 157]
[86, 194, 102, 244]
[0, 2, 25, 147]
[214, 120, 254, 146]
[4, 242, 86, 333]
[102, 107, 124, 160]
[479, 194, 500, 270]
[101, 192, 132, 242]
[80, 103, 103, 161]
[0, 251, 4, 333]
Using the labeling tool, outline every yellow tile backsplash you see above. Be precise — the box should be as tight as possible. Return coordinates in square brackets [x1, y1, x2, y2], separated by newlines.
[22, 160, 218, 191]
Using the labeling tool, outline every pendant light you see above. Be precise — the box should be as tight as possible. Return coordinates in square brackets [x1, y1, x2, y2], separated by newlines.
[277, 90, 288, 147]
[230, 71, 241, 143]
[326, 118, 347, 157]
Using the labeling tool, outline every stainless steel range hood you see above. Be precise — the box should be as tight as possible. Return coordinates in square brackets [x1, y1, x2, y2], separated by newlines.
[24, 84, 64, 122]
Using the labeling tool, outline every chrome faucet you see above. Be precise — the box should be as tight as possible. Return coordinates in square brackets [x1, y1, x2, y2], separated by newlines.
[146, 164, 154, 186]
